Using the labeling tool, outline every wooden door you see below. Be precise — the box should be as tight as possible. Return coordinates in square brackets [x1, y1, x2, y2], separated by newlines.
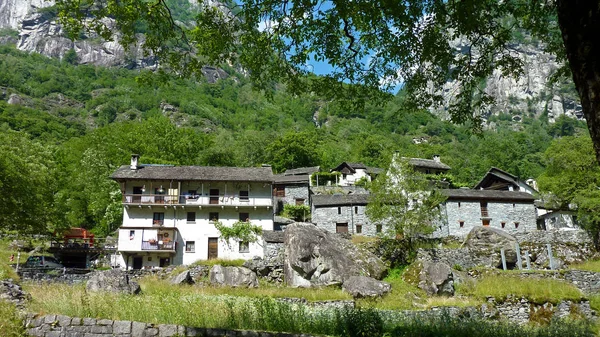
[482, 219, 490, 227]
[132, 257, 143, 270]
[132, 186, 143, 203]
[209, 189, 219, 204]
[336, 223, 349, 233]
[208, 238, 218, 259]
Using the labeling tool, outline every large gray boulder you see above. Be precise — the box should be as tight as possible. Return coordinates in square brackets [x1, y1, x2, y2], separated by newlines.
[463, 226, 518, 269]
[170, 270, 194, 285]
[342, 276, 391, 298]
[284, 223, 387, 287]
[209, 265, 259, 288]
[418, 262, 455, 296]
[86, 269, 141, 295]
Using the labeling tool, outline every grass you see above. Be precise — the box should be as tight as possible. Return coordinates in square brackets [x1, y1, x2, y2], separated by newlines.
[351, 235, 377, 245]
[357, 267, 425, 310]
[569, 259, 600, 273]
[0, 300, 25, 337]
[456, 275, 584, 304]
[425, 296, 483, 309]
[0, 240, 19, 281]
[190, 258, 246, 268]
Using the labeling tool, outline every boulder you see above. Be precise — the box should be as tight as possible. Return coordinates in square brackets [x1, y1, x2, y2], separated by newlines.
[284, 223, 387, 287]
[463, 226, 518, 269]
[86, 269, 141, 295]
[418, 261, 455, 296]
[170, 270, 194, 285]
[342, 276, 391, 298]
[209, 265, 259, 288]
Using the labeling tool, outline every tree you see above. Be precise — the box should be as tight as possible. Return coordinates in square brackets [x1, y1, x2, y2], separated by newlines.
[366, 157, 447, 240]
[54, 1, 600, 165]
[537, 135, 600, 243]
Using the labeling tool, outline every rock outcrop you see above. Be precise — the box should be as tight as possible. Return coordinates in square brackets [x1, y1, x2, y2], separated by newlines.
[0, 279, 30, 309]
[209, 265, 259, 288]
[86, 269, 141, 295]
[170, 270, 194, 285]
[418, 262, 455, 296]
[342, 276, 391, 298]
[463, 226, 519, 269]
[284, 223, 387, 287]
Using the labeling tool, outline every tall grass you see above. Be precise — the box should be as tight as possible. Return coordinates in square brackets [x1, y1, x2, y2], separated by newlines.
[357, 267, 425, 310]
[570, 259, 600, 273]
[457, 275, 584, 304]
[0, 300, 25, 337]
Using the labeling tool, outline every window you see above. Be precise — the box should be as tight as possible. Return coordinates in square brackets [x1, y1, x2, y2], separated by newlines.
[209, 212, 219, 222]
[376, 224, 382, 233]
[153, 212, 164, 226]
[354, 206, 358, 214]
[274, 186, 285, 197]
[185, 241, 195, 253]
[295, 198, 305, 205]
[187, 212, 196, 222]
[336, 223, 348, 233]
[239, 190, 249, 202]
[356, 224, 362, 234]
[239, 241, 250, 253]
[459, 221, 464, 228]
[458, 202, 461, 208]
[501, 222, 506, 228]
[129, 230, 135, 240]
[514, 222, 520, 229]
[338, 207, 341, 215]
[239, 212, 249, 222]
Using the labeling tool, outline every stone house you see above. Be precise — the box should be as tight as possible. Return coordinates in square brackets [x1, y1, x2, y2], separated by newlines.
[439, 189, 537, 237]
[311, 194, 378, 236]
[272, 166, 318, 211]
[110, 155, 274, 270]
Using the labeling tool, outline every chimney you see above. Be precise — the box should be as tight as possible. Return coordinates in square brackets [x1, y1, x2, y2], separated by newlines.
[130, 154, 140, 170]
[432, 155, 440, 163]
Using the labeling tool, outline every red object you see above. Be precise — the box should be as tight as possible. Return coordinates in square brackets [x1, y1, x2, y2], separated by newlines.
[62, 228, 95, 247]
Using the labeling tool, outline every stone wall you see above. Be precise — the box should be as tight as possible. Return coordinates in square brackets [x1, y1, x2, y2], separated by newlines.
[282, 186, 310, 206]
[18, 269, 92, 284]
[312, 204, 375, 236]
[444, 200, 536, 237]
[24, 314, 316, 337]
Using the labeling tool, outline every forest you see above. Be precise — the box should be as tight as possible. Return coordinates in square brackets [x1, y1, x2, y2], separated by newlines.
[0, 34, 591, 237]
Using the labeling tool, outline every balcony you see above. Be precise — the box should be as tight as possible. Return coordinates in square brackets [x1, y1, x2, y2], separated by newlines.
[123, 193, 272, 207]
[480, 208, 490, 218]
[141, 240, 175, 251]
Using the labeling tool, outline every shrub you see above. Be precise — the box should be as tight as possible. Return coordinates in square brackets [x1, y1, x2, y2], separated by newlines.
[281, 204, 310, 222]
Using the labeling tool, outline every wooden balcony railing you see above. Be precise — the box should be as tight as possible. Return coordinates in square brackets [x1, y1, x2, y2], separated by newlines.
[481, 208, 490, 217]
[141, 240, 175, 251]
[123, 194, 272, 207]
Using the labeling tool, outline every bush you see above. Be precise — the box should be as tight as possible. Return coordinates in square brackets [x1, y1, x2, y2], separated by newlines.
[281, 204, 310, 222]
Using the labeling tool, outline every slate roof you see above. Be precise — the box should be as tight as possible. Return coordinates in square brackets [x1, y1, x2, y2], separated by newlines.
[440, 189, 535, 202]
[331, 162, 367, 173]
[312, 194, 370, 207]
[473, 167, 537, 192]
[284, 166, 320, 176]
[273, 174, 310, 184]
[367, 167, 384, 175]
[111, 165, 274, 182]
[408, 158, 451, 170]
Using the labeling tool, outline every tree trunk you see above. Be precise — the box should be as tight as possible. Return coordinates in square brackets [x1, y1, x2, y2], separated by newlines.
[557, 1, 600, 164]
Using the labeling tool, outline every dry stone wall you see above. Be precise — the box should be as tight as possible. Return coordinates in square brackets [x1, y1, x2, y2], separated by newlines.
[25, 314, 318, 337]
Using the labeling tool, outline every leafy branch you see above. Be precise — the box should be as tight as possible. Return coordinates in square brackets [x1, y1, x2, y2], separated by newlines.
[213, 220, 263, 247]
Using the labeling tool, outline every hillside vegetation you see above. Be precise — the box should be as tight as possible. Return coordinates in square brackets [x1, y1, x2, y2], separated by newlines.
[0, 41, 588, 236]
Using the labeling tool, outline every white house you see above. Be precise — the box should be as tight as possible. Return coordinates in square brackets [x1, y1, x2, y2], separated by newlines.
[111, 155, 274, 270]
[330, 162, 383, 186]
[474, 167, 538, 195]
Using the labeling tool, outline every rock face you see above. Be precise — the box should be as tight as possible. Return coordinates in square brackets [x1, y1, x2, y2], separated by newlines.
[434, 42, 582, 125]
[209, 265, 259, 288]
[463, 226, 519, 268]
[170, 270, 194, 285]
[284, 223, 387, 287]
[418, 262, 455, 296]
[342, 276, 391, 298]
[0, 0, 52, 30]
[86, 269, 141, 295]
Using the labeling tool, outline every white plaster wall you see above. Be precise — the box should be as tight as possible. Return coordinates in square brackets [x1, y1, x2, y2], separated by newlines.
[338, 169, 369, 186]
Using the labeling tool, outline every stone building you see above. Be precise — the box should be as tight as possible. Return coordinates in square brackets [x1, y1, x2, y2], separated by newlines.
[439, 189, 537, 237]
[311, 194, 377, 236]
